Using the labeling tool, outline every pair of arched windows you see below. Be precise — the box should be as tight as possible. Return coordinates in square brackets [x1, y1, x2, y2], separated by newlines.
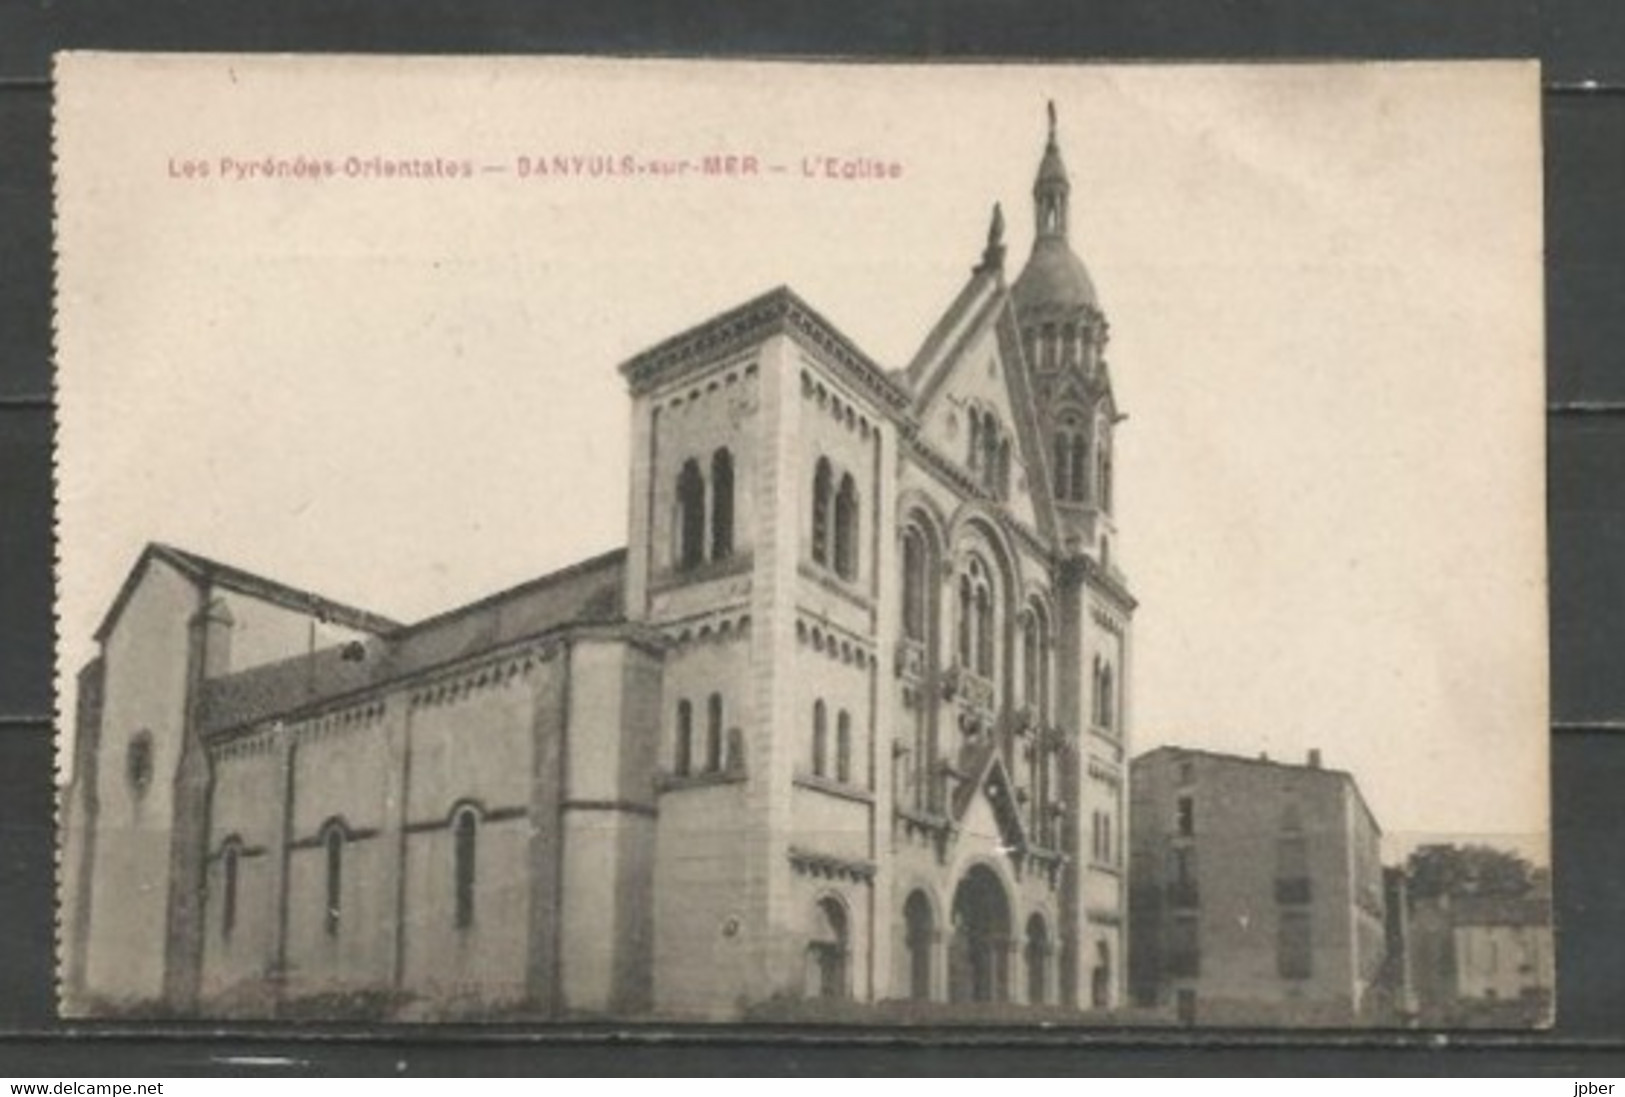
[967, 408, 1012, 500]
[674, 694, 726, 776]
[811, 458, 860, 581]
[1092, 657, 1116, 730]
[1052, 423, 1114, 512]
[810, 700, 854, 784]
[675, 448, 735, 572]
[956, 556, 995, 678]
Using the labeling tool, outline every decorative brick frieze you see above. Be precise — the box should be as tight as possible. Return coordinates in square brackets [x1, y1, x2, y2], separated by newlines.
[787, 845, 877, 884]
[799, 367, 880, 441]
[408, 645, 557, 710]
[290, 700, 388, 744]
[793, 615, 878, 670]
[660, 609, 752, 650]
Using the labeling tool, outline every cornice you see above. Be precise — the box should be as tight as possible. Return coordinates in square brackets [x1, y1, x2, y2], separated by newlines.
[619, 286, 913, 415]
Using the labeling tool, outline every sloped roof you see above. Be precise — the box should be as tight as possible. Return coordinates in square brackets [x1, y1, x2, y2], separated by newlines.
[95, 542, 403, 642]
[198, 548, 628, 734]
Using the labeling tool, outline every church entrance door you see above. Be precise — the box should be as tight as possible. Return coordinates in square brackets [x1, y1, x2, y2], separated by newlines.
[948, 864, 1011, 1003]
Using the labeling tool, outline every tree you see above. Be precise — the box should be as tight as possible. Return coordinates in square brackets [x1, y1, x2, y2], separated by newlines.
[1404, 843, 1539, 902]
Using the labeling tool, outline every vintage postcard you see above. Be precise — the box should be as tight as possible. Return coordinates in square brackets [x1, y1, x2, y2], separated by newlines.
[53, 55, 1549, 1027]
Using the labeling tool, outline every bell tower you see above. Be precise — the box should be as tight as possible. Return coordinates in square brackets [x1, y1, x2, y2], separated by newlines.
[1012, 103, 1119, 566]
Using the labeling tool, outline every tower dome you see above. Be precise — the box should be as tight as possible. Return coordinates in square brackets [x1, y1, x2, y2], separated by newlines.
[1011, 102, 1101, 320]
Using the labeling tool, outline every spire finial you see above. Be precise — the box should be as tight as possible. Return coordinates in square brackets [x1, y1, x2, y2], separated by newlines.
[1034, 100, 1070, 238]
[976, 201, 1007, 275]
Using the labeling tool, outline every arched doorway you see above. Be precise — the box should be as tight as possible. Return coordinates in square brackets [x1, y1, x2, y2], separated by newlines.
[904, 890, 935, 1000]
[949, 864, 1011, 1003]
[1025, 914, 1050, 1005]
[807, 896, 849, 999]
[1091, 940, 1112, 1008]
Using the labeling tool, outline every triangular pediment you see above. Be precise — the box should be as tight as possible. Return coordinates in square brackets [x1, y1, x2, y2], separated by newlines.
[904, 272, 1060, 542]
[951, 742, 1029, 854]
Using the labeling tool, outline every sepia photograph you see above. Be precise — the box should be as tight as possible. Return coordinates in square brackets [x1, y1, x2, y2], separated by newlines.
[52, 55, 1549, 1027]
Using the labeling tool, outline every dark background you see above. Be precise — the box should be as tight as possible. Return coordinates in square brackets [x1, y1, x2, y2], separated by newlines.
[2, 0, 1623, 1076]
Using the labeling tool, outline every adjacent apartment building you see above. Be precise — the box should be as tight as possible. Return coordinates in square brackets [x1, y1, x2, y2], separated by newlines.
[1408, 892, 1554, 1026]
[1127, 747, 1386, 1025]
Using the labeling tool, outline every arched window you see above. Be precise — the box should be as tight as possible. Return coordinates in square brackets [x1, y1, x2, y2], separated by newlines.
[1026, 914, 1050, 1005]
[1101, 664, 1115, 731]
[1036, 608, 1051, 719]
[1036, 745, 1052, 845]
[904, 891, 934, 1000]
[676, 459, 706, 571]
[675, 699, 693, 776]
[901, 527, 927, 642]
[323, 825, 343, 937]
[811, 458, 833, 565]
[957, 575, 974, 667]
[1053, 434, 1071, 501]
[1022, 613, 1041, 709]
[454, 807, 478, 930]
[981, 414, 1000, 492]
[975, 588, 993, 678]
[809, 897, 850, 999]
[834, 473, 859, 580]
[1100, 443, 1114, 514]
[1091, 657, 1104, 726]
[836, 710, 852, 784]
[1070, 433, 1089, 504]
[812, 700, 828, 778]
[710, 448, 734, 561]
[706, 693, 724, 773]
[997, 438, 1012, 500]
[221, 843, 240, 939]
[962, 555, 995, 678]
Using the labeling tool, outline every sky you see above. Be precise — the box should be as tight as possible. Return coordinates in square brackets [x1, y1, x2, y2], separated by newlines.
[55, 56, 1547, 862]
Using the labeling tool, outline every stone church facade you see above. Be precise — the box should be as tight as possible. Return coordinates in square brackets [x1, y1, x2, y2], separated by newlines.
[60, 107, 1136, 1020]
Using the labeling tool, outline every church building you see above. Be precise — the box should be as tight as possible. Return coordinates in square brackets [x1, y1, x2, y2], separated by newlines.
[60, 106, 1137, 1020]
